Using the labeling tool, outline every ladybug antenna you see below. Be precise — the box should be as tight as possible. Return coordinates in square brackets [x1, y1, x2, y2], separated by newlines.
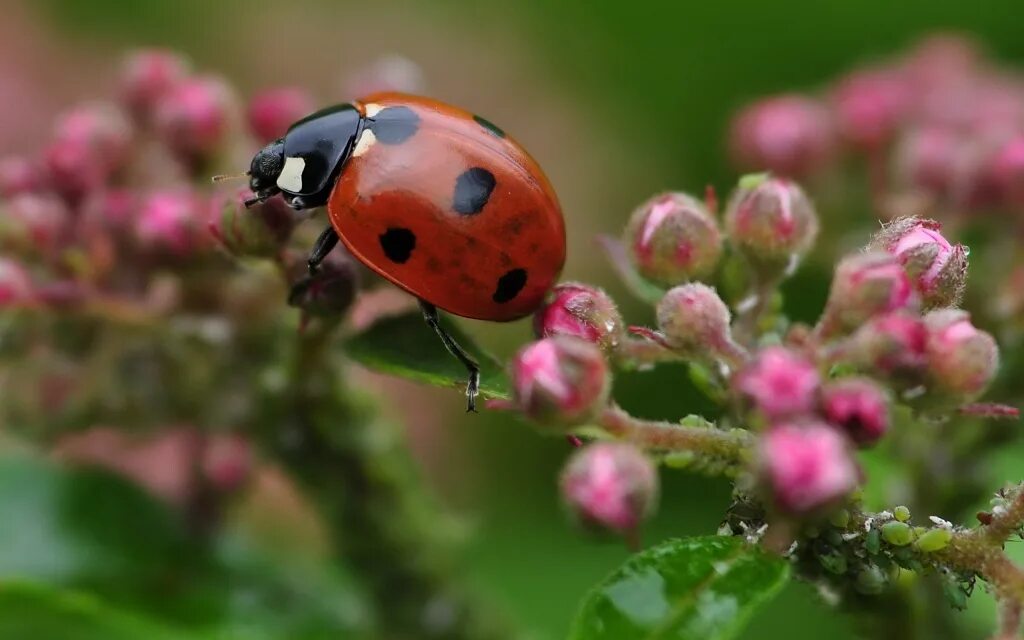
[210, 171, 250, 184]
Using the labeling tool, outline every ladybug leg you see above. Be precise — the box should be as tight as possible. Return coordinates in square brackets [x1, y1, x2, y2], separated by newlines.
[419, 300, 481, 413]
[307, 227, 339, 273]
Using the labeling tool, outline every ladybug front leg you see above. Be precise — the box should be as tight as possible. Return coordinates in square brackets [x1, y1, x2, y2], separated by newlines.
[419, 300, 481, 413]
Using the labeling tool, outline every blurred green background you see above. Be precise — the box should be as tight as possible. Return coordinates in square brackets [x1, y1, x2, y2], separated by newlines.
[12, 0, 1024, 638]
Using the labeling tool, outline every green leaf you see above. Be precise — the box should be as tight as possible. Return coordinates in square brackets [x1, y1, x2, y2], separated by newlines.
[568, 536, 790, 640]
[344, 311, 510, 399]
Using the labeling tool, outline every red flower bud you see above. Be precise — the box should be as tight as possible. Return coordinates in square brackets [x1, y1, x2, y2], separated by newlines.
[724, 175, 819, 264]
[247, 87, 315, 144]
[533, 282, 623, 352]
[821, 377, 890, 447]
[560, 442, 658, 534]
[287, 251, 359, 318]
[120, 49, 190, 120]
[656, 283, 742, 363]
[728, 95, 836, 179]
[820, 252, 916, 337]
[869, 217, 967, 309]
[134, 188, 208, 257]
[510, 337, 610, 428]
[924, 309, 999, 400]
[154, 76, 236, 160]
[210, 188, 295, 258]
[761, 422, 859, 514]
[0, 258, 34, 307]
[830, 67, 911, 151]
[624, 191, 722, 285]
[737, 347, 820, 420]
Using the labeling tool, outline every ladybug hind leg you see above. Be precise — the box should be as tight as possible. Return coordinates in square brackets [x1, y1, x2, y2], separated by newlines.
[307, 226, 339, 273]
[419, 300, 481, 413]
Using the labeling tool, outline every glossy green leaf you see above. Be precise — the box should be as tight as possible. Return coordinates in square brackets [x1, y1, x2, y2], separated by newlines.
[344, 311, 510, 399]
[568, 536, 790, 640]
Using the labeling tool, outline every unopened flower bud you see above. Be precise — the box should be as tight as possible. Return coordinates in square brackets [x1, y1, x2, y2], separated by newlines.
[725, 175, 819, 264]
[624, 192, 722, 285]
[924, 310, 999, 400]
[821, 377, 890, 446]
[53, 103, 134, 174]
[247, 87, 315, 143]
[287, 251, 359, 317]
[510, 337, 610, 428]
[533, 282, 623, 352]
[154, 76, 236, 160]
[44, 140, 107, 201]
[135, 188, 208, 256]
[820, 252, 916, 337]
[656, 283, 742, 362]
[0, 258, 34, 306]
[202, 434, 253, 494]
[982, 135, 1024, 208]
[830, 67, 910, 151]
[0, 193, 69, 254]
[210, 188, 295, 258]
[869, 217, 967, 309]
[845, 312, 929, 380]
[0, 156, 48, 197]
[737, 347, 820, 420]
[893, 126, 964, 200]
[120, 49, 190, 120]
[761, 423, 858, 514]
[560, 442, 658, 535]
[728, 95, 836, 179]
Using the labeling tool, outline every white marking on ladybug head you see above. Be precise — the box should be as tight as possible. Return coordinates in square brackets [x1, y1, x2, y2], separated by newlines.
[364, 103, 384, 118]
[353, 129, 377, 158]
[277, 156, 306, 193]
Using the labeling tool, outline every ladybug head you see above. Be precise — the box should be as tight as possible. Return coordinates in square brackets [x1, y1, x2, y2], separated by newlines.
[247, 139, 285, 205]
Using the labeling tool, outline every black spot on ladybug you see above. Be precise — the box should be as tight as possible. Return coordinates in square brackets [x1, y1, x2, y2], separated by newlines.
[369, 106, 420, 144]
[493, 268, 527, 303]
[453, 168, 496, 215]
[473, 114, 505, 138]
[379, 227, 416, 263]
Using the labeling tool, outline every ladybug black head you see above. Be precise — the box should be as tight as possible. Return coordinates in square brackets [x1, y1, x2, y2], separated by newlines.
[247, 139, 285, 204]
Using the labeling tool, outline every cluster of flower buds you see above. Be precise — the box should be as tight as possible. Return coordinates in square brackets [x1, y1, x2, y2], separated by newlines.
[728, 34, 1024, 215]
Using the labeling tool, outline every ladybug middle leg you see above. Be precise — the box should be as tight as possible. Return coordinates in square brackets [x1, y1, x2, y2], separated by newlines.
[419, 300, 481, 413]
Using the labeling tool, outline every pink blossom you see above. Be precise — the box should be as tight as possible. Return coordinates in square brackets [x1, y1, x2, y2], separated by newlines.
[120, 49, 190, 119]
[511, 337, 609, 427]
[247, 87, 315, 143]
[625, 192, 722, 284]
[737, 347, 820, 419]
[831, 67, 911, 151]
[154, 76, 235, 158]
[533, 282, 623, 351]
[822, 378, 890, 446]
[728, 95, 836, 179]
[560, 442, 658, 533]
[761, 423, 859, 513]
[849, 312, 929, 376]
[135, 189, 205, 256]
[924, 310, 999, 399]
[724, 176, 819, 261]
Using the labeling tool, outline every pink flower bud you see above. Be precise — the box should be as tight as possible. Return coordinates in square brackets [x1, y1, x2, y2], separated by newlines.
[724, 175, 819, 263]
[79, 189, 138, 236]
[821, 378, 890, 447]
[737, 347, 820, 420]
[135, 189, 207, 256]
[0, 193, 69, 254]
[869, 217, 967, 309]
[846, 312, 928, 379]
[52, 103, 133, 174]
[510, 337, 610, 428]
[924, 309, 999, 400]
[761, 422, 859, 514]
[893, 126, 964, 200]
[830, 67, 911, 151]
[287, 251, 359, 317]
[624, 191, 722, 285]
[560, 442, 658, 534]
[0, 156, 48, 197]
[982, 135, 1024, 208]
[0, 258, 34, 306]
[202, 434, 253, 494]
[210, 188, 295, 258]
[120, 49, 190, 120]
[533, 282, 623, 352]
[820, 252, 916, 337]
[247, 87, 315, 143]
[656, 283, 742, 362]
[44, 139, 108, 201]
[728, 95, 836, 179]
[154, 76, 236, 160]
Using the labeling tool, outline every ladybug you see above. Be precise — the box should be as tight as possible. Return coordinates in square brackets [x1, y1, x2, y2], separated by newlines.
[244, 93, 566, 411]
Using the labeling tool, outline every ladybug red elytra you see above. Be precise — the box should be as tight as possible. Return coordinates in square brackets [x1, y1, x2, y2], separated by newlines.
[242, 93, 566, 411]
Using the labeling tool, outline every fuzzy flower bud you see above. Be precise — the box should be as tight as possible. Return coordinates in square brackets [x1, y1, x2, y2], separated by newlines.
[869, 217, 967, 309]
[624, 192, 722, 285]
[0, 193, 69, 254]
[135, 189, 208, 257]
[656, 283, 742, 363]
[119, 49, 190, 120]
[761, 423, 859, 514]
[533, 282, 623, 352]
[924, 310, 999, 400]
[728, 95, 836, 179]
[845, 312, 928, 379]
[210, 188, 295, 258]
[830, 67, 910, 151]
[154, 76, 235, 160]
[737, 347, 820, 420]
[725, 175, 819, 264]
[560, 442, 658, 535]
[0, 156, 48, 197]
[820, 252, 916, 336]
[0, 258, 34, 306]
[821, 377, 890, 446]
[510, 337, 610, 428]
[287, 251, 359, 318]
[247, 87, 315, 143]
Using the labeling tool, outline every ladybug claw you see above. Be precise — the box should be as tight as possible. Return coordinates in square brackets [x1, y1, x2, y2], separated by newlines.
[465, 370, 481, 413]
